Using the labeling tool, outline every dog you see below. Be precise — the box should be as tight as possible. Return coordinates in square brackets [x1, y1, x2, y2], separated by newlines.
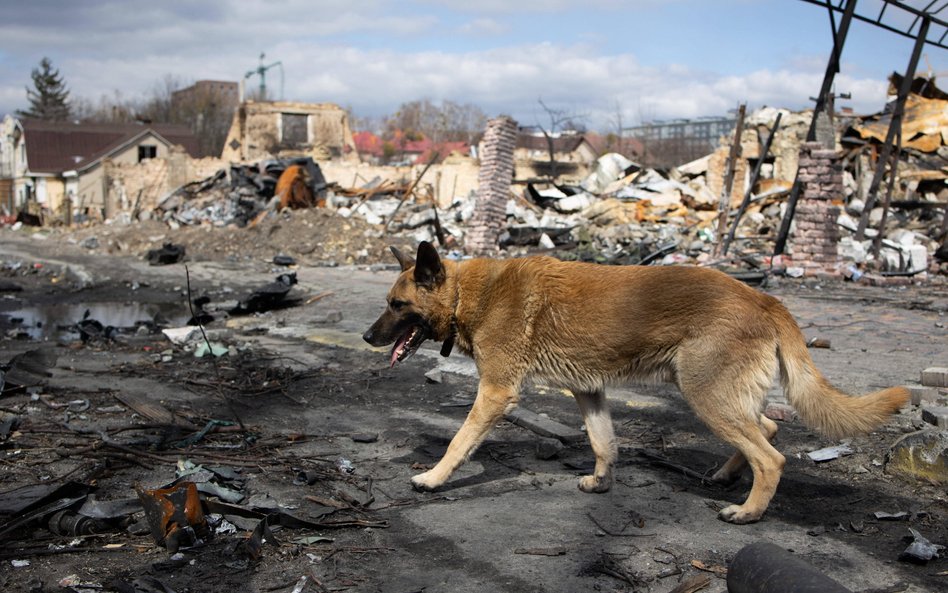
[363, 242, 908, 524]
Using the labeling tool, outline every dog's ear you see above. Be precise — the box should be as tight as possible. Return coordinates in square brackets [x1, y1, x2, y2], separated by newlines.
[414, 241, 445, 289]
[390, 246, 415, 272]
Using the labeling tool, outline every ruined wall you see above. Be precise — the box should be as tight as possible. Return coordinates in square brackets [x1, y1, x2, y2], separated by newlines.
[320, 158, 481, 208]
[790, 142, 843, 274]
[220, 101, 358, 163]
[86, 148, 227, 220]
[709, 108, 814, 201]
[706, 144, 749, 207]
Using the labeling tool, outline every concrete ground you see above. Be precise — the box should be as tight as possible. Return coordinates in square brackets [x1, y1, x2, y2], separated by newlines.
[0, 229, 945, 593]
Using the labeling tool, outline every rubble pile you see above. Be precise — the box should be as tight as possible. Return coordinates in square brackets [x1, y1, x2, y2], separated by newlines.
[155, 156, 328, 227]
[137, 78, 946, 277]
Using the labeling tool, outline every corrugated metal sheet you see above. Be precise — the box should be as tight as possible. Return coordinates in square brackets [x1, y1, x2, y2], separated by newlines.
[851, 93, 948, 153]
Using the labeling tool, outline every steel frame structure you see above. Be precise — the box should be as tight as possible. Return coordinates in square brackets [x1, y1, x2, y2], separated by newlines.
[773, 0, 947, 256]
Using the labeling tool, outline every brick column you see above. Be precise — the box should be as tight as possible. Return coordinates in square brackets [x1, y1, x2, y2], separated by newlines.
[465, 116, 517, 255]
[791, 142, 842, 275]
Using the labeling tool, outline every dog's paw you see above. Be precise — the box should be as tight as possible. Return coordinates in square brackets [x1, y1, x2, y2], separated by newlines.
[718, 504, 762, 524]
[410, 471, 442, 492]
[578, 475, 612, 493]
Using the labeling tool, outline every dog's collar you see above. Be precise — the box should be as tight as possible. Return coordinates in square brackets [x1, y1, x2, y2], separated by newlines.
[440, 321, 456, 357]
[440, 268, 460, 358]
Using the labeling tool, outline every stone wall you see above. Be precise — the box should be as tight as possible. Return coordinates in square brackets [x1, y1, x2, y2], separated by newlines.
[104, 148, 227, 218]
[790, 141, 843, 274]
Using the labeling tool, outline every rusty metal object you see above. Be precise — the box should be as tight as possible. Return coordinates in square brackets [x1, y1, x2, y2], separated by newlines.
[135, 482, 208, 552]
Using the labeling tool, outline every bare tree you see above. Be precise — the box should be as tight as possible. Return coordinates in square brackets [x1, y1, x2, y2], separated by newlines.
[72, 90, 137, 123]
[536, 98, 585, 180]
[138, 74, 184, 123]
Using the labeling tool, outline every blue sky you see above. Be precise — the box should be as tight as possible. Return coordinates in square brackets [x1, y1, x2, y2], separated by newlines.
[1, 0, 945, 130]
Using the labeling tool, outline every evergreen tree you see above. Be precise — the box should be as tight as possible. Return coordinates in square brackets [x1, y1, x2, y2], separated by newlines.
[17, 57, 71, 121]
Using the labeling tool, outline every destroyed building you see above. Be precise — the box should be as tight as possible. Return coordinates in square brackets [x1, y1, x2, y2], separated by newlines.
[220, 101, 359, 163]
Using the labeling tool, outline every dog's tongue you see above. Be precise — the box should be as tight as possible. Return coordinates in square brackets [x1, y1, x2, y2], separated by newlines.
[390, 332, 411, 368]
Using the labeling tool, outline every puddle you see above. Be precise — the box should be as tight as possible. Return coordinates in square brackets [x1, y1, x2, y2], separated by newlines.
[1, 302, 190, 341]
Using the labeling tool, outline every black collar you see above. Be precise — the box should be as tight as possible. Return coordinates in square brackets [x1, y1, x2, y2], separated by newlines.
[440, 271, 459, 357]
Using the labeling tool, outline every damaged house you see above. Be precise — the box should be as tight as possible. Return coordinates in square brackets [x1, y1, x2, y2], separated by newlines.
[0, 116, 199, 221]
[514, 130, 598, 181]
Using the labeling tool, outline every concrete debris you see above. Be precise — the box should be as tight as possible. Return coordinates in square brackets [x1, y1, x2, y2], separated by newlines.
[807, 444, 854, 462]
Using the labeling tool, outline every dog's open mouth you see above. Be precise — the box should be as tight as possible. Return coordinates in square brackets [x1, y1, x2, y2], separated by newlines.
[390, 325, 428, 367]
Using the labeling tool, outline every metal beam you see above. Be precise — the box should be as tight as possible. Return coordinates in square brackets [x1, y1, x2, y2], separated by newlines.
[775, 0, 857, 257]
[723, 112, 782, 256]
[797, 0, 948, 50]
[855, 16, 931, 240]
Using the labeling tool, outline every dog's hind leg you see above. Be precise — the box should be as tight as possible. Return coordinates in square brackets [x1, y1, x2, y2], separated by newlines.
[411, 381, 519, 491]
[710, 414, 778, 485]
[677, 342, 784, 524]
[573, 389, 616, 493]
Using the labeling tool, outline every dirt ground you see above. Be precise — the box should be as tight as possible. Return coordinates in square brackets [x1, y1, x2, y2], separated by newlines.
[0, 222, 946, 593]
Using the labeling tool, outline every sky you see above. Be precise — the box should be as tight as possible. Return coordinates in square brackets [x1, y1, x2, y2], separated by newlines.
[1, 0, 946, 131]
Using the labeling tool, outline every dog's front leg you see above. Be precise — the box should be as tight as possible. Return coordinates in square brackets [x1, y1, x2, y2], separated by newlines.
[411, 381, 519, 491]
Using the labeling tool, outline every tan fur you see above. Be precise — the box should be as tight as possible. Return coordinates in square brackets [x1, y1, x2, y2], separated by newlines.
[364, 244, 909, 524]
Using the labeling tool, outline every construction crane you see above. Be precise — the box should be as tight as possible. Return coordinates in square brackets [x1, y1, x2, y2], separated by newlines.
[244, 52, 284, 101]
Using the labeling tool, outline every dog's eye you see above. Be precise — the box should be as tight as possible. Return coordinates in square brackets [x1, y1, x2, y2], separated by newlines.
[390, 299, 409, 310]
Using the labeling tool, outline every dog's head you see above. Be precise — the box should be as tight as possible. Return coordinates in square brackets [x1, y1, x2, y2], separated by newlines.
[363, 241, 453, 367]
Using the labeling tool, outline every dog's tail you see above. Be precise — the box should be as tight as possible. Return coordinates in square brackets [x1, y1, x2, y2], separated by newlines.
[774, 306, 908, 439]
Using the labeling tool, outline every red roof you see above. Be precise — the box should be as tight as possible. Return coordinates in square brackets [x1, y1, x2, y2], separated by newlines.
[20, 119, 199, 173]
[353, 131, 469, 163]
[411, 141, 469, 163]
[353, 130, 384, 157]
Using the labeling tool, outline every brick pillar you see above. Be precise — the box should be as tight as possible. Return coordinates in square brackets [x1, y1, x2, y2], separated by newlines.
[465, 116, 518, 255]
[791, 142, 842, 275]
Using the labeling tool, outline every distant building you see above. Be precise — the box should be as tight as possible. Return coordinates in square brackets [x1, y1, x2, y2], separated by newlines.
[171, 80, 239, 157]
[513, 130, 597, 180]
[625, 116, 737, 168]
[171, 80, 239, 112]
[0, 115, 198, 218]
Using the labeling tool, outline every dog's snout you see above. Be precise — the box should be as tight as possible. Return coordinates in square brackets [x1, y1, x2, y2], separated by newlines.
[362, 328, 375, 344]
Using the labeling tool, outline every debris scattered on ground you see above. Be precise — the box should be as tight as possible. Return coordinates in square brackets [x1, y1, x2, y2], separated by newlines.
[145, 242, 186, 265]
[899, 528, 945, 564]
[807, 443, 855, 462]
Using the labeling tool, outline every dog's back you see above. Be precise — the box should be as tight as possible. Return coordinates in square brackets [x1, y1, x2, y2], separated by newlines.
[456, 256, 782, 390]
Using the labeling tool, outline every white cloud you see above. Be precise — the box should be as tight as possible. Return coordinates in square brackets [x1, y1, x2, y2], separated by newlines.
[0, 0, 899, 129]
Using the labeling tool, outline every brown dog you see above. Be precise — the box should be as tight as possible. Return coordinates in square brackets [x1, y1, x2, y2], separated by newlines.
[363, 242, 908, 524]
